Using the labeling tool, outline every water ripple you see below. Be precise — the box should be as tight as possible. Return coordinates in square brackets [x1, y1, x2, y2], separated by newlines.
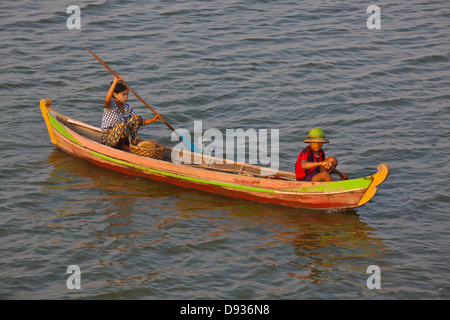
[0, 0, 449, 300]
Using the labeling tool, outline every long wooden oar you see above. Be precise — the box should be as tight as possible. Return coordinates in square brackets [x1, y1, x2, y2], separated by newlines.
[84, 45, 197, 152]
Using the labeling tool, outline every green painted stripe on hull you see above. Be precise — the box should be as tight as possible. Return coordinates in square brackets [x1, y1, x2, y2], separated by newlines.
[48, 113, 82, 146]
[91, 151, 276, 194]
[284, 177, 373, 193]
[91, 151, 371, 196]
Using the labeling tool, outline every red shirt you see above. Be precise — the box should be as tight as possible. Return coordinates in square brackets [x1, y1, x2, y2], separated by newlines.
[295, 146, 325, 180]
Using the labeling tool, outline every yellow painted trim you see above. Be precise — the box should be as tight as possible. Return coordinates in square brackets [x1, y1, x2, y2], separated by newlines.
[357, 164, 390, 207]
[40, 99, 57, 145]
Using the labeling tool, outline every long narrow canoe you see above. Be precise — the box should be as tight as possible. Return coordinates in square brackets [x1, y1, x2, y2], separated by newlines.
[40, 99, 389, 210]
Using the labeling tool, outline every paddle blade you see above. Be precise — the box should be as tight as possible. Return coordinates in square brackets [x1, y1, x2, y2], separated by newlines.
[180, 135, 201, 153]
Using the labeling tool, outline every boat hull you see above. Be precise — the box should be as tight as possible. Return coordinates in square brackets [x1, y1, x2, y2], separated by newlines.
[40, 99, 389, 210]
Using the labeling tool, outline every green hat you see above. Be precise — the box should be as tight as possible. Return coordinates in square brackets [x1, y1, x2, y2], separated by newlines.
[304, 127, 329, 143]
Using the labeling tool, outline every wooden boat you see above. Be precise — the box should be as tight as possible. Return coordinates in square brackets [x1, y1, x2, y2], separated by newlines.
[40, 98, 389, 210]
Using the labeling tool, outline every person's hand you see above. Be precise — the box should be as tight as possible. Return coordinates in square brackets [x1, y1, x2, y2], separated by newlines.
[340, 172, 349, 180]
[114, 75, 123, 82]
[143, 114, 162, 125]
[321, 161, 332, 170]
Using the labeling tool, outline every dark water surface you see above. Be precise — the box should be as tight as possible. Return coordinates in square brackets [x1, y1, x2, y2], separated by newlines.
[1, 0, 449, 300]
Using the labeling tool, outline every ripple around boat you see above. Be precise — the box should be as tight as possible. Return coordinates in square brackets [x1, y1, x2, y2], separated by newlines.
[40, 98, 389, 210]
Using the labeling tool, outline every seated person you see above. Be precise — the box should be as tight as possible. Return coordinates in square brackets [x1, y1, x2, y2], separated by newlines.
[295, 127, 348, 182]
[101, 75, 161, 151]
